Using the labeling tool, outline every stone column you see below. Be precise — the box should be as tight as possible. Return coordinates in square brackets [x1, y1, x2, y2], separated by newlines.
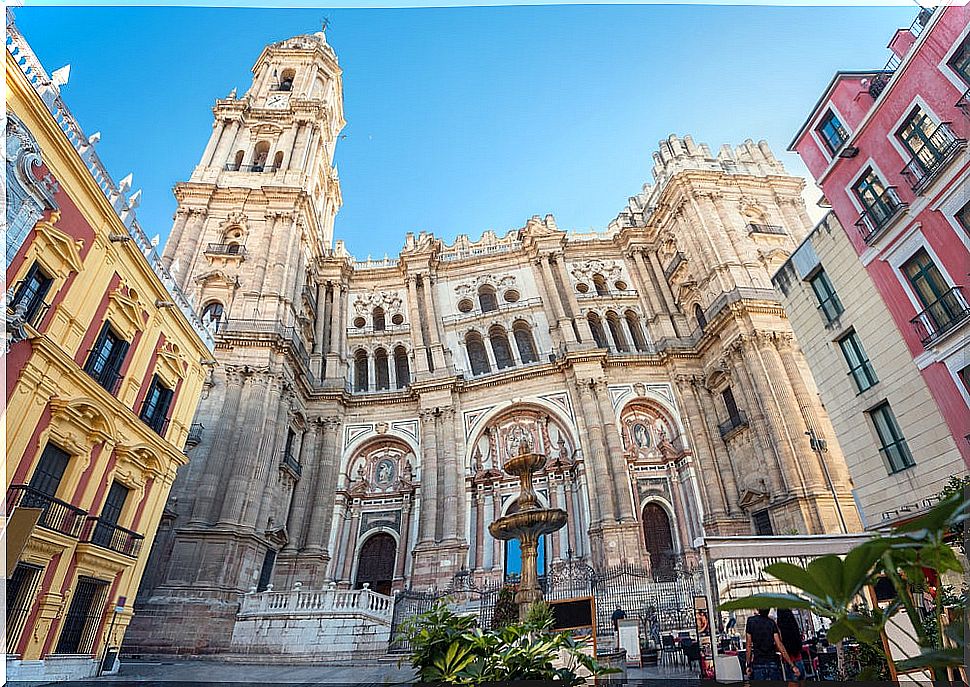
[405, 276, 429, 373]
[251, 380, 291, 527]
[646, 250, 682, 332]
[553, 256, 594, 343]
[775, 335, 831, 488]
[474, 488, 485, 569]
[564, 477, 578, 556]
[671, 375, 728, 521]
[252, 213, 279, 295]
[533, 257, 571, 345]
[396, 498, 413, 581]
[420, 274, 448, 371]
[592, 381, 636, 522]
[189, 367, 244, 524]
[303, 416, 341, 554]
[483, 488, 495, 571]
[573, 379, 614, 525]
[162, 210, 190, 268]
[340, 507, 362, 582]
[283, 420, 320, 551]
[199, 120, 223, 168]
[416, 409, 439, 543]
[218, 372, 274, 526]
[439, 408, 461, 542]
[211, 119, 241, 171]
[179, 210, 208, 292]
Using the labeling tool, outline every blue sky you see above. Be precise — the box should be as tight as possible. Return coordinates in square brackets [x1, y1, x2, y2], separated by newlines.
[15, 5, 917, 258]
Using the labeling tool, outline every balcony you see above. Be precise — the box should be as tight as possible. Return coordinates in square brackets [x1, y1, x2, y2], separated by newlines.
[280, 450, 302, 478]
[270, 82, 292, 92]
[186, 422, 204, 447]
[746, 223, 787, 236]
[7, 485, 88, 538]
[664, 252, 686, 280]
[80, 516, 144, 558]
[911, 286, 970, 347]
[854, 187, 907, 244]
[223, 164, 277, 173]
[957, 89, 970, 119]
[718, 411, 749, 440]
[205, 243, 247, 258]
[899, 122, 967, 194]
[868, 72, 893, 100]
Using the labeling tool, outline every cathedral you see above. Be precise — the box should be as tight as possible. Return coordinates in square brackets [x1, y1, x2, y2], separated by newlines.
[128, 29, 861, 653]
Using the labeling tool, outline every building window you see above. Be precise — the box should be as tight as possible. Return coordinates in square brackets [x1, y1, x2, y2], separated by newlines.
[809, 269, 844, 323]
[903, 248, 955, 327]
[139, 375, 174, 435]
[55, 576, 109, 654]
[465, 332, 490, 376]
[587, 313, 608, 349]
[896, 107, 939, 160]
[200, 301, 224, 330]
[625, 310, 648, 352]
[694, 303, 707, 332]
[489, 326, 515, 370]
[374, 348, 390, 390]
[722, 387, 741, 422]
[10, 262, 53, 326]
[816, 110, 848, 155]
[478, 286, 498, 313]
[353, 350, 368, 391]
[372, 307, 385, 332]
[837, 331, 879, 392]
[6, 562, 43, 653]
[957, 200, 970, 235]
[393, 346, 410, 388]
[83, 322, 129, 395]
[26, 443, 71, 504]
[256, 549, 277, 592]
[592, 274, 609, 296]
[852, 168, 903, 238]
[948, 36, 970, 86]
[606, 311, 629, 352]
[91, 481, 130, 550]
[512, 322, 538, 364]
[958, 365, 970, 396]
[869, 402, 915, 474]
[752, 509, 774, 536]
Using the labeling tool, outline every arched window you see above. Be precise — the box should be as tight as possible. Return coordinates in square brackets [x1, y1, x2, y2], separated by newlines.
[642, 503, 676, 582]
[373, 306, 385, 332]
[353, 350, 368, 392]
[279, 68, 296, 91]
[201, 301, 224, 330]
[587, 313, 607, 349]
[231, 150, 244, 171]
[606, 311, 629, 352]
[465, 332, 491, 376]
[694, 303, 708, 332]
[272, 150, 284, 171]
[393, 346, 410, 388]
[624, 310, 648, 352]
[593, 274, 608, 296]
[478, 285, 498, 313]
[489, 325, 514, 370]
[226, 243, 242, 255]
[354, 532, 396, 596]
[374, 348, 390, 391]
[252, 141, 270, 170]
[512, 321, 538, 364]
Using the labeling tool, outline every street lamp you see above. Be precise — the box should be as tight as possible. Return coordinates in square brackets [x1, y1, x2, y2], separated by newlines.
[806, 428, 847, 533]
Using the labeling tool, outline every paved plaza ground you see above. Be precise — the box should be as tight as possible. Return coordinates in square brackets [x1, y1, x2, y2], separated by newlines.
[18, 658, 699, 686]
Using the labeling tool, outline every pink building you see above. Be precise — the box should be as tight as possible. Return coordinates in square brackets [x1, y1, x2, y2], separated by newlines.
[790, 6, 970, 469]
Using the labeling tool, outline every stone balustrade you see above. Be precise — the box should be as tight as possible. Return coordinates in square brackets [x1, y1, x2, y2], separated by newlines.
[238, 584, 393, 622]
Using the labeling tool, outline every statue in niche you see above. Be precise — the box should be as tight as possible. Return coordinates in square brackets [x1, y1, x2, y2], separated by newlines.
[376, 459, 394, 485]
[633, 423, 651, 448]
[504, 424, 533, 459]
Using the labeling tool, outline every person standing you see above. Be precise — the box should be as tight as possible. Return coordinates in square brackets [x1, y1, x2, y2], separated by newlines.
[777, 608, 806, 681]
[745, 609, 800, 681]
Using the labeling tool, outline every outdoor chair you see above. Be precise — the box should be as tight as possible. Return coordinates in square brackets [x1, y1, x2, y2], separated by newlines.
[660, 635, 680, 664]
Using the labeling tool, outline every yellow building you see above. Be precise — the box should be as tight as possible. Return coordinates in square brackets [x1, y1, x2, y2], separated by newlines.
[5, 20, 213, 683]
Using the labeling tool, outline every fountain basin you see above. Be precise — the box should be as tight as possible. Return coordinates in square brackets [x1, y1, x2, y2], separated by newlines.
[501, 451, 547, 478]
[488, 508, 568, 541]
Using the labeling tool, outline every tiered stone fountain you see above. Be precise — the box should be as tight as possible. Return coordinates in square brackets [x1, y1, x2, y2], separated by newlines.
[488, 443, 568, 619]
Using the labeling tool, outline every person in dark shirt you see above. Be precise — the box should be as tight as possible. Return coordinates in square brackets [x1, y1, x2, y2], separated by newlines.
[777, 608, 806, 681]
[745, 609, 800, 681]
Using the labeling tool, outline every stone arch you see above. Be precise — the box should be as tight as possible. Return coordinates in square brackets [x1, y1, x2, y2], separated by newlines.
[351, 529, 398, 595]
[339, 433, 419, 487]
[617, 398, 685, 456]
[464, 401, 578, 473]
[640, 498, 679, 577]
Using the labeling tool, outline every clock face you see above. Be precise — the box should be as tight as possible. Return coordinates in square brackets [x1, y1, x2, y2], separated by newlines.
[265, 93, 289, 109]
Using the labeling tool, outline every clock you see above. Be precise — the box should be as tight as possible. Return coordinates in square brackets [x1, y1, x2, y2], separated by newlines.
[265, 93, 290, 109]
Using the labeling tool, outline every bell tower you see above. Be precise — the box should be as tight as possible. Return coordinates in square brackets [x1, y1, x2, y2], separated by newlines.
[132, 31, 346, 654]
[162, 28, 344, 326]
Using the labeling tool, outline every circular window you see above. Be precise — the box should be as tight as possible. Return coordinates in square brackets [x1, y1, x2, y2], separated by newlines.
[457, 299, 474, 313]
[353, 316, 366, 329]
[576, 283, 589, 294]
[391, 313, 404, 326]
[614, 280, 628, 291]
[504, 289, 520, 303]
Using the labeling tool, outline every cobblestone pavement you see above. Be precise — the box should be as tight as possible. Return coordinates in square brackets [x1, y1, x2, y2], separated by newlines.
[19, 658, 699, 686]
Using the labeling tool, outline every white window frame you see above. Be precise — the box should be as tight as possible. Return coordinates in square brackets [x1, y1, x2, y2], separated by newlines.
[810, 103, 853, 166]
[883, 225, 959, 316]
[885, 95, 944, 168]
[843, 157, 896, 217]
[938, 22, 970, 94]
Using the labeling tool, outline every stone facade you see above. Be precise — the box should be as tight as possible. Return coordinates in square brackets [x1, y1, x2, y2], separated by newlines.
[126, 30, 861, 655]
[773, 213, 967, 529]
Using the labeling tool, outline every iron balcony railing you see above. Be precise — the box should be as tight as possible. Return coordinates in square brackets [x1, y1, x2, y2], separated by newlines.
[868, 72, 894, 99]
[205, 243, 247, 257]
[7, 485, 88, 538]
[186, 422, 204, 447]
[7, 280, 52, 329]
[80, 516, 144, 558]
[718, 411, 749, 439]
[745, 223, 787, 236]
[957, 88, 970, 118]
[899, 122, 966, 194]
[280, 451, 302, 478]
[911, 286, 970, 347]
[270, 82, 292, 92]
[854, 187, 907, 244]
[223, 164, 278, 173]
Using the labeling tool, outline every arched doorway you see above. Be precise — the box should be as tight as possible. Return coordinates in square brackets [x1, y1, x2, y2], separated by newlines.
[642, 503, 675, 581]
[354, 533, 396, 595]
